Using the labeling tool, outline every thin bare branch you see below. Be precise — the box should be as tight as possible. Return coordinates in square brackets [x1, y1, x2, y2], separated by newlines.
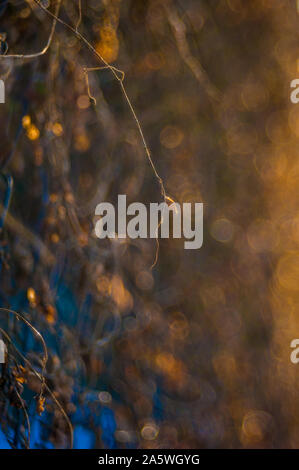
[75, 0, 82, 31]
[0, 0, 61, 59]
[162, 0, 221, 102]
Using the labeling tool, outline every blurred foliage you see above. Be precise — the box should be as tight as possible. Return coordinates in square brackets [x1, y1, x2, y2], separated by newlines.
[0, 0, 298, 449]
